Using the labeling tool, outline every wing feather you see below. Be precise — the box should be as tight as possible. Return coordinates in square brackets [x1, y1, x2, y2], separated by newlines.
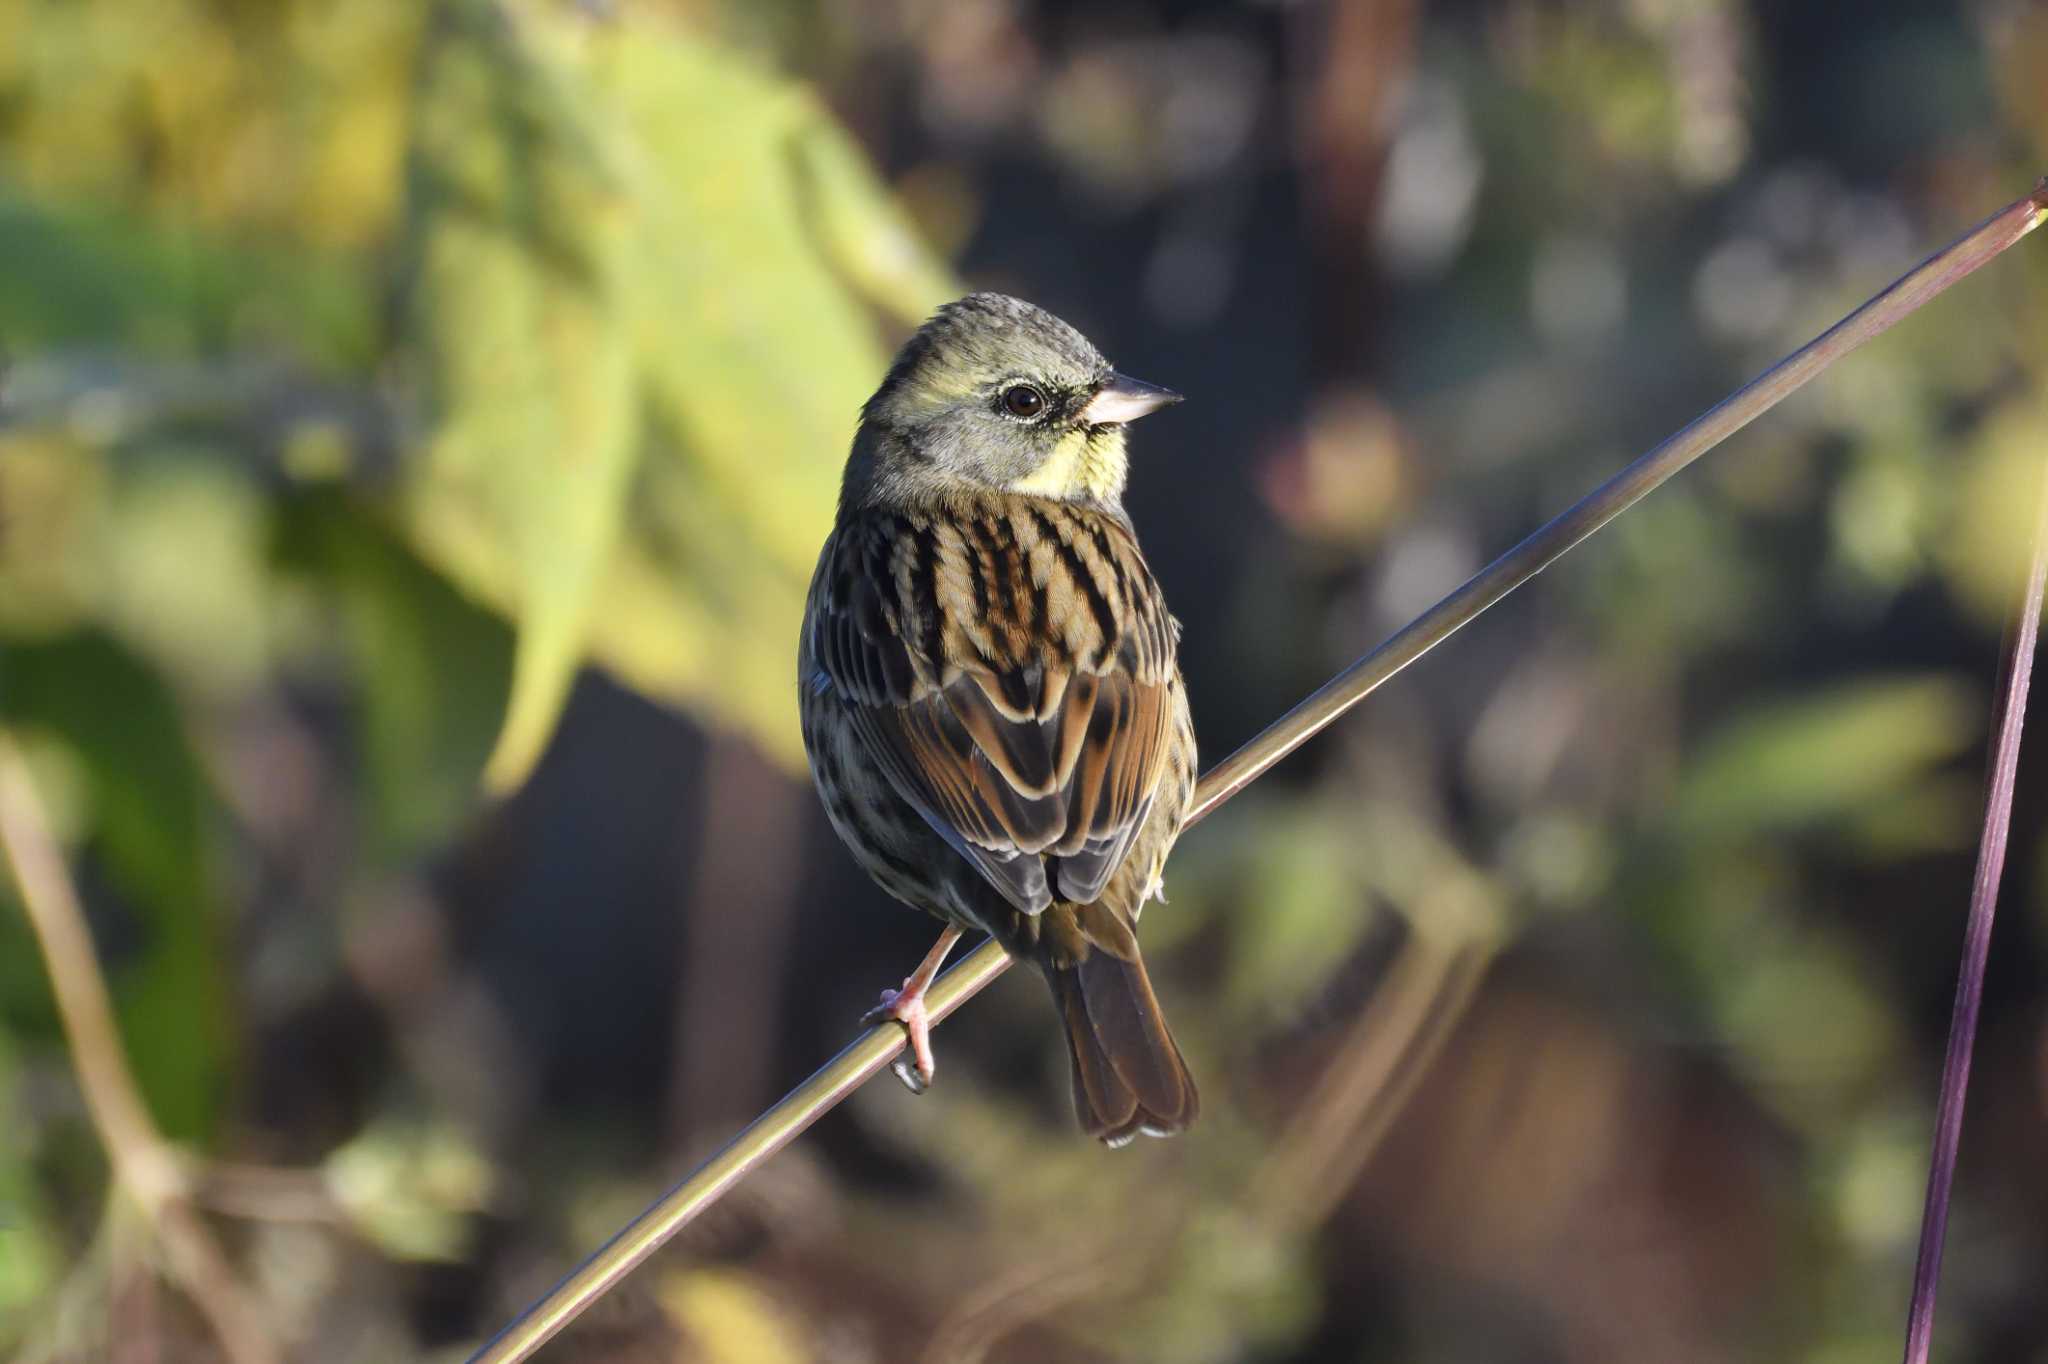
[805, 501, 1177, 916]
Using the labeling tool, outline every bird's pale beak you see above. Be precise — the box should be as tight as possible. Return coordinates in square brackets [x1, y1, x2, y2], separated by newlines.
[1078, 372, 1183, 426]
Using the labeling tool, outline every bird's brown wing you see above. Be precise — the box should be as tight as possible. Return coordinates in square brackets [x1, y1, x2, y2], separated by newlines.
[806, 500, 1179, 915]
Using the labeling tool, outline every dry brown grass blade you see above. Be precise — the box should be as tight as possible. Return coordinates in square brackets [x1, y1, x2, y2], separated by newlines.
[1251, 922, 1496, 1231]
[0, 735, 280, 1364]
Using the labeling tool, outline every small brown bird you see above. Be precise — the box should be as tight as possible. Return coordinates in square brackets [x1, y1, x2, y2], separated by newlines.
[799, 293, 1198, 1145]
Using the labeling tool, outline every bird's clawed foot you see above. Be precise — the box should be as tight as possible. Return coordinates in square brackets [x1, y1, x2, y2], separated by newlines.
[864, 983, 937, 1093]
[861, 924, 963, 1094]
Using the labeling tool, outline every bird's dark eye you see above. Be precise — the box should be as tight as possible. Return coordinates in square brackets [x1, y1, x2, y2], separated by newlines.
[1001, 384, 1047, 419]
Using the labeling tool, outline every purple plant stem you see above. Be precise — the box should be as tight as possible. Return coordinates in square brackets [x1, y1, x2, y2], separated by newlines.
[1901, 448, 2048, 1364]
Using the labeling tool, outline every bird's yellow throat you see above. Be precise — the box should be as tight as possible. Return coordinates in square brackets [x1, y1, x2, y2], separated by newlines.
[1007, 426, 1129, 502]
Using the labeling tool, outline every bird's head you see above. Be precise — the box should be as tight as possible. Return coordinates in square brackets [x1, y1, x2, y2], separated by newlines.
[847, 293, 1180, 511]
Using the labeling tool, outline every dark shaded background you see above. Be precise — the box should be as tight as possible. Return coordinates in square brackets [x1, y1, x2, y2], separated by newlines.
[3, 1, 2048, 1360]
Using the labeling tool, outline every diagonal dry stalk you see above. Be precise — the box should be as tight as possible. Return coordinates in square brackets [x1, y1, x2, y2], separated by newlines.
[455, 176, 2044, 1363]
[1250, 918, 1496, 1230]
[0, 736, 280, 1364]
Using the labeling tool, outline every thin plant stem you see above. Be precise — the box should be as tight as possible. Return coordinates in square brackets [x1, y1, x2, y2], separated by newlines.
[1900, 411, 2048, 1362]
[1252, 930, 1493, 1230]
[467, 178, 2048, 1364]
[0, 736, 280, 1364]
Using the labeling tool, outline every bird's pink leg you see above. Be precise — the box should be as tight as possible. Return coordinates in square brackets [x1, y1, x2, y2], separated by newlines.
[863, 925, 964, 1094]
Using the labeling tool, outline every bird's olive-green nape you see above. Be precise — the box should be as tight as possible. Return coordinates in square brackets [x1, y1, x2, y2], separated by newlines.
[847, 293, 1178, 511]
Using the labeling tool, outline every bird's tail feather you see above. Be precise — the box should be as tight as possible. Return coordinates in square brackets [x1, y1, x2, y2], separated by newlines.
[1042, 943, 1198, 1145]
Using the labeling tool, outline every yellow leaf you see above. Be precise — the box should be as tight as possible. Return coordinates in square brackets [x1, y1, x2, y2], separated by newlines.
[658, 1269, 807, 1364]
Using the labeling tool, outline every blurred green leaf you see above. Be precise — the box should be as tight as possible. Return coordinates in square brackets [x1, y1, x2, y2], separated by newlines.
[1937, 396, 2048, 625]
[99, 451, 274, 698]
[399, 2, 958, 786]
[0, 1031, 63, 1345]
[785, 111, 965, 320]
[326, 1117, 494, 1263]
[0, 428, 281, 702]
[402, 0, 641, 792]
[274, 489, 513, 859]
[1718, 922, 1902, 1128]
[0, 431, 105, 639]
[1671, 675, 1978, 840]
[1827, 1118, 1928, 1254]
[0, 0, 419, 256]
[1588, 490, 1768, 658]
[0, 633, 228, 1142]
[0, 192, 375, 369]
[1214, 800, 1376, 1018]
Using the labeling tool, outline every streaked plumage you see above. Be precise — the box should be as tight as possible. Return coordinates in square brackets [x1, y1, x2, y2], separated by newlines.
[799, 293, 1198, 1144]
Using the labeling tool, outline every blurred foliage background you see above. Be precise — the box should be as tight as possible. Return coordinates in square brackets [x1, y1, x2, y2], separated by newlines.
[1, 0, 2046, 1360]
